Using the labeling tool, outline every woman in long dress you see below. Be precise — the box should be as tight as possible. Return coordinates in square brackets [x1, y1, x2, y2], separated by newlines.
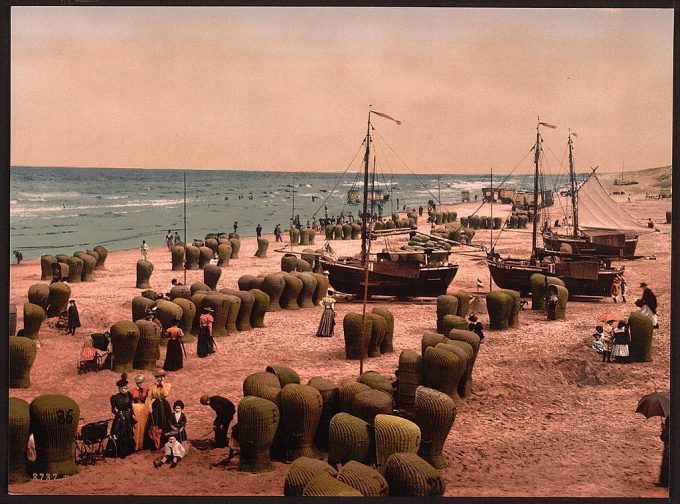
[144, 370, 172, 449]
[316, 289, 336, 337]
[611, 320, 630, 364]
[197, 307, 216, 357]
[105, 374, 135, 458]
[131, 374, 150, 450]
[163, 320, 185, 371]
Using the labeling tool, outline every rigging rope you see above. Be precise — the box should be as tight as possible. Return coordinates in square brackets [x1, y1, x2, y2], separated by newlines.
[310, 139, 365, 219]
[372, 128, 442, 204]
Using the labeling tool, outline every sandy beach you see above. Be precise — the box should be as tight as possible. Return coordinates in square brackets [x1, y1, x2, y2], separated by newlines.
[8, 195, 671, 497]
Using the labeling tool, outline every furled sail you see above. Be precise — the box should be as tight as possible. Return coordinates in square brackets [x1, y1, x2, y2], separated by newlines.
[575, 175, 653, 236]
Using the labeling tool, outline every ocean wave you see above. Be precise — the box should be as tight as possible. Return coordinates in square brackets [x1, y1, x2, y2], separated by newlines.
[17, 191, 81, 200]
[10, 198, 185, 218]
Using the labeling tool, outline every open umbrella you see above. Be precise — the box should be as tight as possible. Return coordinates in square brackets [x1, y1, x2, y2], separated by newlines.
[635, 391, 670, 419]
[597, 311, 626, 323]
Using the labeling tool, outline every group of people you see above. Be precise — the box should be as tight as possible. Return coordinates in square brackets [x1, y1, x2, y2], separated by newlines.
[591, 321, 631, 363]
[141, 303, 217, 373]
[591, 281, 659, 363]
[103, 371, 237, 468]
[164, 231, 183, 250]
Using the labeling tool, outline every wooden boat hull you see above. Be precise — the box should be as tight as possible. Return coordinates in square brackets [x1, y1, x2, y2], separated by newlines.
[487, 258, 620, 298]
[320, 259, 458, 298]
[542, 233, 638, 258]
[487, 259, 544, 296]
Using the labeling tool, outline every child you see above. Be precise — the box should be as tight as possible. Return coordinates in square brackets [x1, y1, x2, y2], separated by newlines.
[591, 326, 605, 353]
[154, 434, 186, 468]
[601, 322, 614, 363]
[468, 315, 485, 341]
[169, 400, 187, 444]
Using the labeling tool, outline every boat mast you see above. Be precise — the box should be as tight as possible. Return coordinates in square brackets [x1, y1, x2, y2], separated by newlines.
[370, 155, 377, 220]
[568, 130, 578, 237]
[291, 175, 296, 221]
[183, 170, 187, 285]
[531, 118, 542, 260]
[489, 165, 493, 290]
[361, 111, 372, 265]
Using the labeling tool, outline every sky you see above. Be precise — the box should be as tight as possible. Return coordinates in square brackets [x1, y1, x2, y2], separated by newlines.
[10, 7, 673, 175]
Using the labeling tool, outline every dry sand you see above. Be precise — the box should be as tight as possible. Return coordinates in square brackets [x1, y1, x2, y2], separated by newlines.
[8, 196, 671, 497]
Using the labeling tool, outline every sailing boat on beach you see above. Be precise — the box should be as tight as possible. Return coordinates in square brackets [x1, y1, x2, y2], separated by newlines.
[487, 119, 623, 297]
[319, 108, 459, 298]
[541, 134, 650, 258]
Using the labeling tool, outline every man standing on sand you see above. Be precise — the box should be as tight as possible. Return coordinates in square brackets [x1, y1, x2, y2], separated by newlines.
[67, 299, 81, 335]
[233, 221, 238, 234]
[274, 224, 282, 242]
[165, 230, 174, 250]
[637, 282, 658, 328]
[140, 240, 149, 261]
[256, 224, 262, 238]
[174, 231, 181, 245]
[200, 395, 236, 448]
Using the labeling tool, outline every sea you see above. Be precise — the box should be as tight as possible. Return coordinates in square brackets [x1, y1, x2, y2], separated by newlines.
[10, 166, 574, 261]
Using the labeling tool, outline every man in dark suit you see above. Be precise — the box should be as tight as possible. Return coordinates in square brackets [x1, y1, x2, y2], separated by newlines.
[200, 395, 235, 448]
[639, 282, 659, 329]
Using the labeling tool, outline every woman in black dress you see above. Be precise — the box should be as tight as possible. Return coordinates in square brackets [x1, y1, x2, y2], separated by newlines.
[105, 373, 135, 458]
[163, 319, 185, 372]
[197, 307, 217, 357]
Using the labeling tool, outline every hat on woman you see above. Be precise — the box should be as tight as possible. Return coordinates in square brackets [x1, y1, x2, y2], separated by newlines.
[154, 369, 166, 378]
[69, 299, 76, 304]
[640, 282, 648, 288]
[116, 373, 128, 388]
[134, 374, 145, 384]
[173, 400, 184, 410]
[200, 395, 210, 405]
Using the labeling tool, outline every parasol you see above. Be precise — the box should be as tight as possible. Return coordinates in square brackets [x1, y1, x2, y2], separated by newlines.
[597, 311, 626, 323]
[635, 391, 670, 419]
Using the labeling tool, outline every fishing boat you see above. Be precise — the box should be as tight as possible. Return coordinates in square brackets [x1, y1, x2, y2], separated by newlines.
[541, 133, 650, 258]
[320, 108, 459, 298]
[487, 119, 623, 297]
[347, 188, 389, 205]
[614, 161, 639, 186]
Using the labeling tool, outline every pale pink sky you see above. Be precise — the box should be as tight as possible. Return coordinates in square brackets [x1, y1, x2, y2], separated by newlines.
[10, 7, 673, 174]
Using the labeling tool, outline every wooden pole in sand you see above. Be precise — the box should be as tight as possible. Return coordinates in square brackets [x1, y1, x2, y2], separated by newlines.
[183, 170, 187, 286]
[489, 165, 493, 292]
[359, 109, 372, 377]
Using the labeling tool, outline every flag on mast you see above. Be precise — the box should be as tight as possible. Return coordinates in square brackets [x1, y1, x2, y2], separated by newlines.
[539, 122, 557, 129]
[371, 110, 402, 125]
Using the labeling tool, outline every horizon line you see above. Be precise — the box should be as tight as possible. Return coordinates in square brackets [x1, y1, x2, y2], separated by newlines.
[11, 164, 671, 176]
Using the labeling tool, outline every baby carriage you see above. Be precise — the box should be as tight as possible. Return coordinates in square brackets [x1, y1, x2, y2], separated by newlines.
[75, 418, 111, 466]
[77, 332, 112, 374]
